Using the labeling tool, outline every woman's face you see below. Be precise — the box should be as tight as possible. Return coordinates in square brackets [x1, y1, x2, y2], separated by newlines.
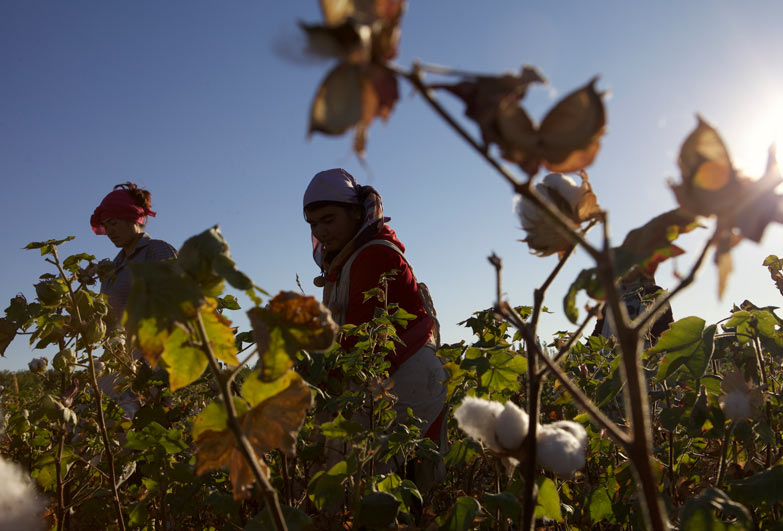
[305, 204, 362, 255]
[102, 218, 142, 250]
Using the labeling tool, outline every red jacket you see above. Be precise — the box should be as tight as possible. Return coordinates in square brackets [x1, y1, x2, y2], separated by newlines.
[328, 226, 434, 373]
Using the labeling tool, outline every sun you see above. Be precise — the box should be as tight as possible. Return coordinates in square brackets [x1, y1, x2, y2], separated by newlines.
[730, 97, 783, 178]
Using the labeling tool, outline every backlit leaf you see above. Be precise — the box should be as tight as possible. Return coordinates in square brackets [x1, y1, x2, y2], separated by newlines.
[201, 300, 239, 365]
[648, 317, 715, 382]
[160, 326, 208, 391]
[589, 487, 613, 524]
[439, 496, 481, 531]
[436, 66, 545, 147]
[535, 477, 563, 522]
[243, 371, 313, 457]
[309, 63, 365, 135]
[480, 350, 526, 393]
[563, 268, 604, 324]
[125, 260, 203, 354]
[179, 225, 253, 294]
[613, 208, 700, 276]
[249, 292, 337, 382]
[497, 78, 606, 176]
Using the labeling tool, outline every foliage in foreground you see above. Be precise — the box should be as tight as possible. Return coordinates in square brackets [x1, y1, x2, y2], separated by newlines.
[4, 1, 783, 530]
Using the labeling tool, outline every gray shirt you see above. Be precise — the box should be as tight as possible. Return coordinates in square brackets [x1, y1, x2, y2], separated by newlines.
[100, 233, 177, 326]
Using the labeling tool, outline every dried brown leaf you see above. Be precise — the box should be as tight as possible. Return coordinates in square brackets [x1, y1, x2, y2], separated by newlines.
[310, 63, 365, 135]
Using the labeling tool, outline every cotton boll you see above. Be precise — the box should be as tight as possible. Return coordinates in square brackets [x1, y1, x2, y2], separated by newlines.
[495, 401, 529, 451]
[0, 457, 45, 531]
[720, 391, 753, 422]
[515, 172, 600, 257]
[536, 424, 587, 477]
[546, 420, 587, 448]
[454, 396, 505, 452]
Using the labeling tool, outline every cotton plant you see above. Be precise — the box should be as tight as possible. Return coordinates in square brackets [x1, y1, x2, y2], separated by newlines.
[0, 410, 45, 530]
[514, 172, 602, 257]
[454, 396, 587, 477]
[719, 370, 763, 422]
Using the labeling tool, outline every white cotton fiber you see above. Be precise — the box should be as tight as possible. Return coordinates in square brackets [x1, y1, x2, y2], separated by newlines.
[720, 391, 753, 422]
[536, 423, 587, 477]
[546, 420, 588, 448]
[495, 401, 529, 451]
[454, 396, 505, 452]
[0, 457, 45, 531]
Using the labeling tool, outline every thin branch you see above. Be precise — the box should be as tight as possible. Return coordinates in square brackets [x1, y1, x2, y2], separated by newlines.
[229, 346, 260, 380]
[501, 304, 631, 449]
[396, 63, 521, 191]
[195, 313, 288, 531]
[51, 246, 126, 530]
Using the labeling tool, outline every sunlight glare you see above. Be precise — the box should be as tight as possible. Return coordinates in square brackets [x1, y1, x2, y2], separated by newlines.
[731, 99, 783, 178]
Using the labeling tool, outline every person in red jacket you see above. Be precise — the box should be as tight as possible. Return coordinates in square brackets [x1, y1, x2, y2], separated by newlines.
[303, 168, 447, 442]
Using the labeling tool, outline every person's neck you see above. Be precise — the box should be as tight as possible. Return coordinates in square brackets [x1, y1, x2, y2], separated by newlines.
[122, 232, 144, 256]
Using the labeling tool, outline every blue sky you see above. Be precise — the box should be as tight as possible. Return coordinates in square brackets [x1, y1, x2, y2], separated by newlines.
[2, 1, 783, 370]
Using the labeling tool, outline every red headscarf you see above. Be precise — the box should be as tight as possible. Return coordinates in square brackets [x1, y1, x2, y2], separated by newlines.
[90, 190, 156, 235]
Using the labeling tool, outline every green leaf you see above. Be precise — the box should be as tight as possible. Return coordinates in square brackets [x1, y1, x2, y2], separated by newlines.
[63, 252, 95, 272]
[192, 398, 248, 440]
[725, 309, 779, 343]
[125, 261, 203, 359]
[480, 350, 527, 393]
[700, 374, 723, 395]
[564, 268, 603, 324]
[595, 355, 623, 407]
[589, 487, 613, 524]
[246, 506, 313, 531]
[359, 491, 401, 528]
[681, 488, 751, 531]
[439, 496, 481, 531]
[535, 477, 563, 522]
[241, 369, 299, 408]
[0, 318, 16, 357]
[727, 465, 783, 506]
[307, 461, 350, 511]
[25, 236, 75, 255]
[160, 327, 208, 391]
[649, 317, 715, 382]
[32, 447, 74, 491]
[320, 411, 363, 441]
[444, 439, 481, 468]
[482, 492, 521, 522]
[217, 295, 241, 311]
[178, 226, 252, 294]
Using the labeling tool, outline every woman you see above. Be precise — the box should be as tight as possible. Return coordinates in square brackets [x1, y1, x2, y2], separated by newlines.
[91, 182, 177, 328]
[303, 168, 447, 441]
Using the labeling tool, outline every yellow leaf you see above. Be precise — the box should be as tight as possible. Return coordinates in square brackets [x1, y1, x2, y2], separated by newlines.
[201, 300, 239, 365]
[137, 318, 169, 366]
[160, 326, 208, 391]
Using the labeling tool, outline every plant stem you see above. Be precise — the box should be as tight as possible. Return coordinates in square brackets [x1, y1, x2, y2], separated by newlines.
[51, 246, 126, 531]
[716, 423, 733, 488]
[504, 305, 630, 448]
[55, 431, 66, 531]
[195, 312, 288, 531]
[595, 247, 668, 531]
